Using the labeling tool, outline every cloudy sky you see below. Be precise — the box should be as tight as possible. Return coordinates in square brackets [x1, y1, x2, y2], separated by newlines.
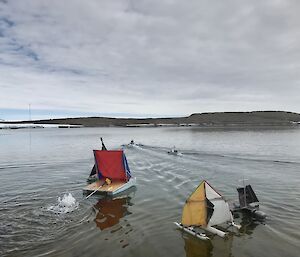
[0, 0, 299, 120]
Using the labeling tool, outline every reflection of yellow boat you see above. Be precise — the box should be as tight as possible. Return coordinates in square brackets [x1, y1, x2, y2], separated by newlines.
[183, 235, 213, 257]
[93, 195, 134, 230]
[183, 233, 233, 257]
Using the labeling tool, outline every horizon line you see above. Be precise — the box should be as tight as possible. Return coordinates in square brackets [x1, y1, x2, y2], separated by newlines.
[1, 110, 299, 123]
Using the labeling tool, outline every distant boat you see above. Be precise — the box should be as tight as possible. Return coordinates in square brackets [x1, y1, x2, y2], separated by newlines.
[174, 180, 240, 240]
[167, 146, 182, 156]
[232, 184, 266, 220]
[122, 139, 136, 148]
[84, 140, 136, 196]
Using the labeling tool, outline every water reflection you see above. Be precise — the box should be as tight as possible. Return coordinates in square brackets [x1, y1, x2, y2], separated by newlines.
[93, 192, 135, 231]
[183, 234, 234, 257]
[235, 211, 260, 236]
[183, 235, 213, 257]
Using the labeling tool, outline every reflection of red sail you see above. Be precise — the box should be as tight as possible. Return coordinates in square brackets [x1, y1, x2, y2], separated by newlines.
[94, 198, 128, 230]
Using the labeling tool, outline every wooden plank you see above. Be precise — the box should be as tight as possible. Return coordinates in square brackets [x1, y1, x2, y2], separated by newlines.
[84, 180, 126, 193]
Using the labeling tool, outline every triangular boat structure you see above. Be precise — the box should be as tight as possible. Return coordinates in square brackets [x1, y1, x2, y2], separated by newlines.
[174, 180, 240, 240]
[232, 184, 266, 220]
[237, 185, 259, 209]
[84, 149, 136, 196]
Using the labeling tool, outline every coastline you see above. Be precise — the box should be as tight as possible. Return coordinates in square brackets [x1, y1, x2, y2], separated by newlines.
[1, 111, 300, 129]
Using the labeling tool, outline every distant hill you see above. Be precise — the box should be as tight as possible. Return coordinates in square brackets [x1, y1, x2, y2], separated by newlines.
[6, 111, 299, 127]
[185, 111, 300, 126]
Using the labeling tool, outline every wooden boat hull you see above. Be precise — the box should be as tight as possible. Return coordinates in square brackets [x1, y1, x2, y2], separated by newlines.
[83, 177, 136, 196]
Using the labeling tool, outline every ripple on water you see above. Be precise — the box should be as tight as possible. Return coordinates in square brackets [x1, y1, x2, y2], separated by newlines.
[1, 127, 300, 257]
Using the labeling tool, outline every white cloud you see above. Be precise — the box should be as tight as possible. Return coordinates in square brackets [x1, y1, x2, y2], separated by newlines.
[0, 0, 299, 119]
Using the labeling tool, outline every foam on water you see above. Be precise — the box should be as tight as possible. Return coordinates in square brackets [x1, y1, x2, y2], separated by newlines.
[48, 193, 79, 214]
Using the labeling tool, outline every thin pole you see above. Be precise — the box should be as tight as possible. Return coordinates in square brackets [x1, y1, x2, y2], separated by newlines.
[243, 178, 246, 208]
[28, 104, 32, 151]
[29, 104, 31, 121]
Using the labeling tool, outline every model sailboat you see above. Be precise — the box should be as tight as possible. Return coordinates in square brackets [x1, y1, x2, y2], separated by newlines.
[232, 184, 267, 220]
[174, 180, 240, 240]
[84, 139, 136, 196]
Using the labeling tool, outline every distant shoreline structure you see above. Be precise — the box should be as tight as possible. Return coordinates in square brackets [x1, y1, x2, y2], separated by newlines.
[1, 111, 300, 129]
[0, 123, 83, 130]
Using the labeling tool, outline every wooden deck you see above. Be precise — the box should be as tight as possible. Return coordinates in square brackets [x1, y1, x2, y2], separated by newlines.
[84, 179, 126, 194]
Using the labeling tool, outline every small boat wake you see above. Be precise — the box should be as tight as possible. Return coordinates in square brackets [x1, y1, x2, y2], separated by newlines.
[48, 193, 79, 214]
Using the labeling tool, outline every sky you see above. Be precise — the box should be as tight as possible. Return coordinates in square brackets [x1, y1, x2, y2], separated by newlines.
[0, 0, 300, 120]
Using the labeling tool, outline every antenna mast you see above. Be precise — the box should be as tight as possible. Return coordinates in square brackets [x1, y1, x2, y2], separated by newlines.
[29, 104, 31, 121]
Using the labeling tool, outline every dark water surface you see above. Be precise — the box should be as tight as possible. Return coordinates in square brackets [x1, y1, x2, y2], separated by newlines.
[0, 127, 300, 257]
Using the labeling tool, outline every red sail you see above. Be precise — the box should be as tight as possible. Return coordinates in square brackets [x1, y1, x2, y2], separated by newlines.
[93, 150, 127, 181]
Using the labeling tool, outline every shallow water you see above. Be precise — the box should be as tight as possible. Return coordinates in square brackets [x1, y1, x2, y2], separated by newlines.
[0, 127, 300, 257]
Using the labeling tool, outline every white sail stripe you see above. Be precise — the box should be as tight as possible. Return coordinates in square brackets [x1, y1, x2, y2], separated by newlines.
[208, 199, 233, 226]
[205, 182, 221, 199]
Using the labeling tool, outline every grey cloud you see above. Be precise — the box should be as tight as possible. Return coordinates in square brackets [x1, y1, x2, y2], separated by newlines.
[0, 0, 299, 117]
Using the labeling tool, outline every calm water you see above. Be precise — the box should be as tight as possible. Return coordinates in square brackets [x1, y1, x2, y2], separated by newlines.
[1, 127, 300, 257]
